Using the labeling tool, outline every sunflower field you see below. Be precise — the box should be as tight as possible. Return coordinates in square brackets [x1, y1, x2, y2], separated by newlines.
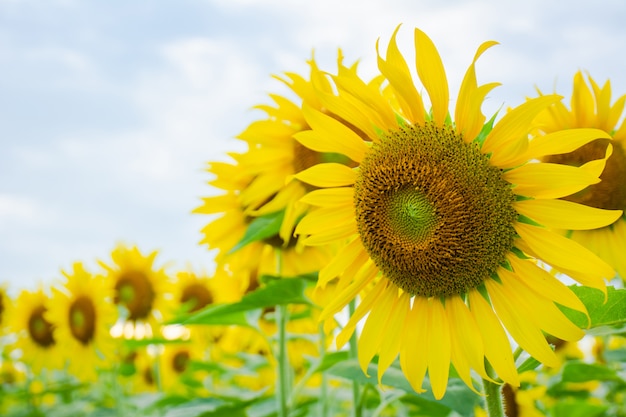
[2, 25, 626, 417]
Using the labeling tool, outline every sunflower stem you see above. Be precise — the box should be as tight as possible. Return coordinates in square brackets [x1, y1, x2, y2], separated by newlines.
[348, 299, 362, 417]
[276, 304, 290, 417]
[483, 363, 505, 417]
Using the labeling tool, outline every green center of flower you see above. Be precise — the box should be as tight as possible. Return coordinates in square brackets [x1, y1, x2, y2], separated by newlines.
[544, 138, 626, 216]
[388, 188, 438, 243]
[354, 122, 517, 298]
[180, 283, 213, 313]
[28, 305, 55, 348]
[114, 270, 156, 321]
[69, 295, 96, 345]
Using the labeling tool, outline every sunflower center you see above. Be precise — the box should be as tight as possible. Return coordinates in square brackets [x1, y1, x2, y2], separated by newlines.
[143, 366, 155, 385]
[354, 122, 517, 298]
[180, 283, 213, 313]
[172, 351, 190, 373]
[28, 305, 55, 348]
[543, 139, 626, 214]
[69, 295, 96, 345]
[388, 188, 438, 243]
[114, 270, 156, 321]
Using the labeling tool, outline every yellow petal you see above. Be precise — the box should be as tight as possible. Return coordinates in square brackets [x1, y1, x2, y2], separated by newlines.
[319, 260, 379, 320]
[414, 28, 449, 126]
[527, 128, 612, 159]
[377, 26, 426, 125]
[514, 198, 623, 230]
[377, 291, 410, 384]
[296, 105, 368, 163]
[336, 279, 387, 349]
[295, 205, 354, 235]
[427, 299, 451, 400]
[572, 71, 595, 127]
[300, 187, 354, 207]
[497, 268, 585, 341]
[485, 279, 558, 366]
[483, 95, 562, 168]
[301, 221, 357, 246]
[507, 255, 588, 315]
[446, 296, 488, 393]
[315, 87, 380, 142]
[333, 64, 397, 131]
[514, 222, 612, 292]
[358, 283, 397, 376]
[318, 238, 365, 287]
[503, 162, 602, 199]
[399, 296, 429, 393]
[192, 194, 238, 215]
[468, 290, 519, 386]
[455, 40, 499, 142]
[293, 163, 356, 188]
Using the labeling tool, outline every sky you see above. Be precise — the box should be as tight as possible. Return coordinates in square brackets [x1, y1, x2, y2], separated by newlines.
[2, 0, 626, 293]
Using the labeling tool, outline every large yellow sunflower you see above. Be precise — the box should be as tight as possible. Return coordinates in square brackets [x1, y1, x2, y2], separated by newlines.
[99, 244, 172, 334]
[531, 71, 626, 279]
[9, 287, 64, 373]
[46, 262, 117, 381]
[293, 26, 621, 399]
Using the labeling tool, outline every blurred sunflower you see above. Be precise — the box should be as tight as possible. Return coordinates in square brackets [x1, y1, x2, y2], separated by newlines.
[46, 262, 117, 381]
[193, 56, 369, 277]
[9, 287, 63, 373]
[532, 71, 626, 279]
[159, 341, 207, 395]
[128, 347, 158, 394]
[294, 26, 620, 398]
[99, 244, 172, 333]
[172, 269, 242, 315]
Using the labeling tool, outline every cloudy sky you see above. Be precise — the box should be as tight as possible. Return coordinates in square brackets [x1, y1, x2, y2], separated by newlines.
[2, 0, 626, 293]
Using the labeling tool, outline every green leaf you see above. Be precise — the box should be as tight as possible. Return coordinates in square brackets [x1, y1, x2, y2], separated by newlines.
[229, 210, 285, 254]
[561, 361, 623, 383]
[122, 338, 189, 348]
[327, 359, 479, 417]
[550, 400, 609, 417]
[171, 277, 311, 325]
[314, 351, 350, 374]
[516, 355, 542, 374]
[560, 286, 626, 332]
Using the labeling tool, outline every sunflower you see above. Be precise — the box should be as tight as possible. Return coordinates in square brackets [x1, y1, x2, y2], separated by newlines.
[293, 26, 621, 398]
[99, 244, 172, 334]
[158, 341, 208, 395]
[8, 287, 63, 373]
[193, 57, 366, 277]
[45, 262, 117, 381]
[531, 71, 626, 280]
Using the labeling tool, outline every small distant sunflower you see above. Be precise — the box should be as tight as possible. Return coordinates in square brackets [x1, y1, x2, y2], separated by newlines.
[531, 71, 626, 279]
[294, 26, 620, 398]
[128, 347, 158, 394]
[193, 57, 365, 277]
[46, 262, 117, 381]
[172, 269, 242, 315]
[159, 341, 207, 395]
[9, 288, 63, 373]
[99, 244, 172, 332]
